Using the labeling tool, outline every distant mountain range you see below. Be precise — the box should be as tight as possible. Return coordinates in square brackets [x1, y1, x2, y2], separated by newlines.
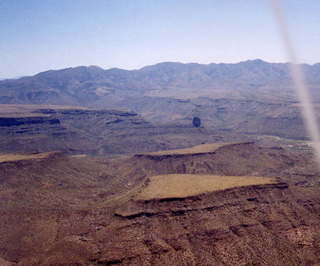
[1, 59, 320, 107]
[1, 59, 320, 140]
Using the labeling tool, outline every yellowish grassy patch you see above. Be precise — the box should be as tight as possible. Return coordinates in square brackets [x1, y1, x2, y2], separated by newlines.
[70, 154, 87, 158]
[136, 174, 277, 200]
[0, 152, 53, 163]
[0, 104, 88, 112]
[143, 143, 236, 156]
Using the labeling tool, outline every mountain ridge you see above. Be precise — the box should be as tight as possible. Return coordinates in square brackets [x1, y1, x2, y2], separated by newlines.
[2, 58, 319, 88]
[2, 58, 320, 107]
[19, 58, 320, 77]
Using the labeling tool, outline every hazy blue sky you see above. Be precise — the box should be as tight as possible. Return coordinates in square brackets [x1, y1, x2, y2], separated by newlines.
[1, 0, 319, 78]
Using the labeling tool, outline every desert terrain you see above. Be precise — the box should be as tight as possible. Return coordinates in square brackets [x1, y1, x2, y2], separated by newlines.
[0, 142, 320, 265]
[0, 61, 320, 265]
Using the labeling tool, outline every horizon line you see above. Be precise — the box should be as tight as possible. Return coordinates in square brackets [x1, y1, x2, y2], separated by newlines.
[2, 58, 320, 80]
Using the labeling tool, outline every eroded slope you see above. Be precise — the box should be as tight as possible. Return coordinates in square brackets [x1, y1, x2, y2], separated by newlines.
[0, 142, 319, 265]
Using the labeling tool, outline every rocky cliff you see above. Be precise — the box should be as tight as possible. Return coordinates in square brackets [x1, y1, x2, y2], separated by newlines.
[0, 105, 154, 154]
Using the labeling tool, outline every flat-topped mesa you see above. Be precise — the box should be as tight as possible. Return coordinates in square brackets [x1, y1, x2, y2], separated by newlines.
[33, 108, 138, 117]
[0, 104, 138, 118]
[115, 176, 288, 219]
[0, 104, 152, 154]
[135, 142, 255, 159]
[125, 142, 293, 181]
[30, 108, 148, 128]
[135, 174, 278, 201]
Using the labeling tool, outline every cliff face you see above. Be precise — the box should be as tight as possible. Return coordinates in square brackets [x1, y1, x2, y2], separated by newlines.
[130, 143, 300, 178]
[0, 106, 153, 154]
[0, 117, 60, 127]
[103, 184, 320, 266]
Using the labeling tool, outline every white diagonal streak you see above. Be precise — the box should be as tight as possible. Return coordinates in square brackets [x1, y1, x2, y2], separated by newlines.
[271, 0, 320, 165]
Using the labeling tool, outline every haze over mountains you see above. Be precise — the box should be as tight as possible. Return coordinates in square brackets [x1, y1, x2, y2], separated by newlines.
[1, 59, 320, 145]
[1, 59, 320, 106]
